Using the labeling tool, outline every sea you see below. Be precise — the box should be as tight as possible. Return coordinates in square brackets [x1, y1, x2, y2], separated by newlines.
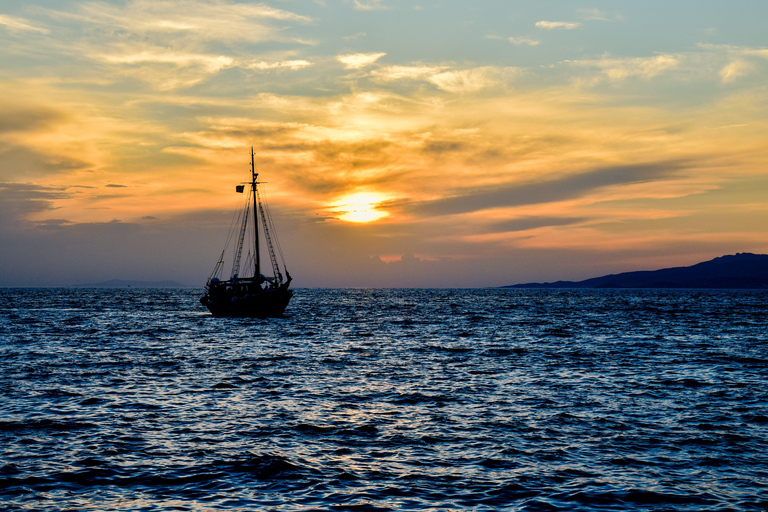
[0, 287, 766, 511]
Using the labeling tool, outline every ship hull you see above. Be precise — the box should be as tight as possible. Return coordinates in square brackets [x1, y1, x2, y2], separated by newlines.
[202, 148, 293, 318]
[201, 285, 293, 318]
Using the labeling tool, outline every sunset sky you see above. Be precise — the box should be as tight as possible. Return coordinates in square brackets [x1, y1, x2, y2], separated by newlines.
[2, 1, 767, 287]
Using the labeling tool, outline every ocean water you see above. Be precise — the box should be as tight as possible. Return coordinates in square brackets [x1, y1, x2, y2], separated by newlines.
[0, 288, 766, 511]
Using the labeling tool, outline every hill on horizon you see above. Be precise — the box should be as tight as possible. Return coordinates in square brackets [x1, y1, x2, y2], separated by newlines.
[507, 253, 768, 289]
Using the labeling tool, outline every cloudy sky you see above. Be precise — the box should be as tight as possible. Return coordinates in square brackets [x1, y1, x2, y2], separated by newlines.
[1, 0, 767, 287]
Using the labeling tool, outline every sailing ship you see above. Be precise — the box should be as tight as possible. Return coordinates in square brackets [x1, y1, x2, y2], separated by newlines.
[200, 148, 292, 317]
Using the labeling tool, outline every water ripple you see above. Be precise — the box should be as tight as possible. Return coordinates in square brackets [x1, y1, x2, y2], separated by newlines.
[0, 288, 767, 510]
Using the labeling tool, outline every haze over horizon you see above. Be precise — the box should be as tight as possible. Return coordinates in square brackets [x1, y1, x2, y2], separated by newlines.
[2, 1, 767, 287]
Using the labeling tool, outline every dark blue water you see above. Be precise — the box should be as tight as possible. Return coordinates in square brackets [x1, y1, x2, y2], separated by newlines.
[1, 288, 766, 511]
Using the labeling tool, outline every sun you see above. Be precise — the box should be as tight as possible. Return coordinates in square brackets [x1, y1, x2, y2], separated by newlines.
[333, 192, 390, 223]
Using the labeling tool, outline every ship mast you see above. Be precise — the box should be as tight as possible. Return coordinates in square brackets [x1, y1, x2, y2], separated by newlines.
[251, 147, 260, 282]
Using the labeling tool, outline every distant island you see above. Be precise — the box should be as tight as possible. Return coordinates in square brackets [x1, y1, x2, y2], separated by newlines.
[507, 253, 768, 289]
[74, 279, 191, 288]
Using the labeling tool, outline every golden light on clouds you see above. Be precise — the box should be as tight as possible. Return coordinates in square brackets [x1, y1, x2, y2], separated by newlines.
[336, 52, 387, 69]
[536, 21, 582, 30]
[332, 192, 390, 223]
[1, 0, 768, 286]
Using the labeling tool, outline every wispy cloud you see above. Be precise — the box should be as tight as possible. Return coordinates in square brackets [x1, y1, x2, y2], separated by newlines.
[720, 60, 754, 83]
[97, 49, 235, 89]
[337, 52, 386, 69]
[508, 36, 540, 46]
[0, 182, 71, 226]
[486, 34, 539, 46]
[410, 162, 687, 217]
[0, 14, 50, 34]
[429, 67, 501, 93]
[0, 142, 90, 181]
[568, 54, 680, 81]
[373, 65, 508, 93]
[343, 32, 367, 41]
[0, 105, 65, 134]
[486, 216, 587, 234]
[249, 60, 313, 71]
[349, 0, 387, 11]
[697, 43, 768, 58]
[25, 0, 317, 90]
[536, 21, 582, 30]
[577, 9, 623, 22]
[102, 50, 234, 70]
[373, 64, 447, 81]
[697, 43, 768, 83]
[64, 0, 312, 43]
